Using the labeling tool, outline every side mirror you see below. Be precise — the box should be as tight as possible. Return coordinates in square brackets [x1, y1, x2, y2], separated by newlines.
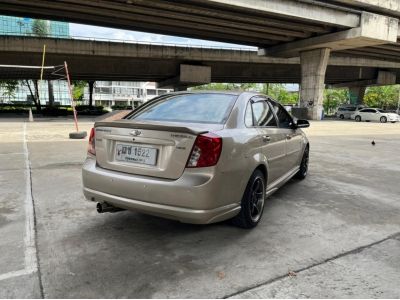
[295, 119, 310, 128]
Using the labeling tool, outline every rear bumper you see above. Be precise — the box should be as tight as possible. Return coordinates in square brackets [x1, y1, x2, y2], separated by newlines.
[83, 187, 239, 224]
[82, 158, 241, 224]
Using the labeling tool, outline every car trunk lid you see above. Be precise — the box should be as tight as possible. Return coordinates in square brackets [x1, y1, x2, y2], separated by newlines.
[94, 119, 223, 179]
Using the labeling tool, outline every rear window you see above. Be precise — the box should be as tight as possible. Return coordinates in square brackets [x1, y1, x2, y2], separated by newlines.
[130, 93, 237, 124]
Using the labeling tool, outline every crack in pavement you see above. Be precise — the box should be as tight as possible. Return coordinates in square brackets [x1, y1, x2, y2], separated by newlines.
[23, 123, 45, 299]
[223, 232, 400, 299]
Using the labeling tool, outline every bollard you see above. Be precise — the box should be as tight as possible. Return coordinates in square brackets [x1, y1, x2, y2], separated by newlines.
[28, 108, 34, 122]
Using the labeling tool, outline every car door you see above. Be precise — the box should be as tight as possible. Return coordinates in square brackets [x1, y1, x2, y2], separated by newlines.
[358, 108, 368, 120]
[372, 109, 381, 121]
[268, 99, 303, 172]
[362, 108, 375, 121]
[247, 97, 287, 185]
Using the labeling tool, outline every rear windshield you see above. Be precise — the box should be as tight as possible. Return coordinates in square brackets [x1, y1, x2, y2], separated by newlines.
[130, 93, 237, 124]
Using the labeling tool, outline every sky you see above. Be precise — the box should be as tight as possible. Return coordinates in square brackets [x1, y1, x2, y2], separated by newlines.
[69, 23, 255, 49]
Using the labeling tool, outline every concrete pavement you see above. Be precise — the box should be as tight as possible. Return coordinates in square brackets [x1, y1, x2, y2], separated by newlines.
[0, 118, 399, 298]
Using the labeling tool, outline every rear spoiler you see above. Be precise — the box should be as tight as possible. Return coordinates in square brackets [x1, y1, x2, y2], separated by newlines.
[94, 120, 208, 136]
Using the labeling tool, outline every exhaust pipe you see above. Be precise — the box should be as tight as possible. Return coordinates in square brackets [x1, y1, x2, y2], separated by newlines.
[96, 202, 125, 213]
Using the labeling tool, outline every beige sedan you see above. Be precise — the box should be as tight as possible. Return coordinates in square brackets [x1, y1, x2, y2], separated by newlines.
[82, 92, 310, 228]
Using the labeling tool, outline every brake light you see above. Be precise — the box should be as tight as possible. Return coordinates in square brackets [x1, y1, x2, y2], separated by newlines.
[186, 133, 222, 168]
[88, 127, 96, 156]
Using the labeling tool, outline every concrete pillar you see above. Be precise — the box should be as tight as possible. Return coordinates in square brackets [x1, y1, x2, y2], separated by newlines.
[88, 80, 95, 107]
[47, 80, 54, 106]
[174, 86, 187, 92]
[349, 86, 366, 105]
[300, 48, 330, 120]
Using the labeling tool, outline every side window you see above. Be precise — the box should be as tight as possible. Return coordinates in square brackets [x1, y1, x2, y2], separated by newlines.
[252, 100, 277, 127]
[269, 100, 293, 128]
[362, 109, 374, 113]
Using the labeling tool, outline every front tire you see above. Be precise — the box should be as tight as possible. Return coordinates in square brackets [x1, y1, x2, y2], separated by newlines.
[231, 169, 266, 229]
[339, 114, 344, 120]
[355, 115, 361, 122]
[295, 145, 309, 180]
[380, 116, 387, 123]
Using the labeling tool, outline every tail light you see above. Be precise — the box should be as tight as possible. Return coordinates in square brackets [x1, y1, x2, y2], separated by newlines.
[186, 133, 222, 168]
[88, 127, 96, 156]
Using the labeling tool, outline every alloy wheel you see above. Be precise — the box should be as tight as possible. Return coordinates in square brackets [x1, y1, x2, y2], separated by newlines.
[249, 177, 265, 222]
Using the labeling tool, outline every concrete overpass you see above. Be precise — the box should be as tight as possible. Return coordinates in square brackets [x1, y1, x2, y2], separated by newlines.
[1, 36, 399, 87]
[1, 0, 400, 118]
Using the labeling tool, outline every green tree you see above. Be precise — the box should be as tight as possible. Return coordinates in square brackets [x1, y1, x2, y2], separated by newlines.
[262, 83, 298, 105]
[323, 88, 349, 115]
[364, 85, 398, 109]
[31, 19, 49, 37]
[193, 82, 298, 105]
[72, 81, 87, 101]
[0, 80, 18, 102]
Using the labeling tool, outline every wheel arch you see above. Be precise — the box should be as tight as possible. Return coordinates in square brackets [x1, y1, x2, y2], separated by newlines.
[255, 164, 268, 185]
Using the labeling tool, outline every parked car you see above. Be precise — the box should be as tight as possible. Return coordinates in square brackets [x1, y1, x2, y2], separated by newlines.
[336, 104, 365, 119]
[82, 92, 310, 228]
[351, 108, 400, 123]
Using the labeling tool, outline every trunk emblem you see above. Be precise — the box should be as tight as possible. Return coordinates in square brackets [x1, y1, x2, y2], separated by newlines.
[130, 130, 142, 136]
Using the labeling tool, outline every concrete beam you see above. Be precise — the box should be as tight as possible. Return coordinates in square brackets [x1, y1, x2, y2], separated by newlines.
[208, 0, 360, 27]
[326, 0, 400, 17]
[157, 64, 211, 88]
[329, 70, 396, 88]
[330, 79, 376, 88]
[259, 12, 398, 57]
[4, 36, 400, 69]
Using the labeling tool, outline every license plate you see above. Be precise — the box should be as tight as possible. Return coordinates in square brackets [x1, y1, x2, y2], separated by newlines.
[115, 143, 157, 165]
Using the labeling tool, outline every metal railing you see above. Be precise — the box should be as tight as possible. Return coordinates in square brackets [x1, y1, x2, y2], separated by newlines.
[0, 31, 257, 51]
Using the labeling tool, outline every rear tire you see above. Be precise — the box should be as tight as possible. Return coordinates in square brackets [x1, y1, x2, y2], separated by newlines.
[295, 146, 309, 180]
[380, 116, 387, 123]
[339, 114, 344, 120]
[231, 169, 265, 229]
[355, 116, 361, 122]
[391, 121, 396, 123]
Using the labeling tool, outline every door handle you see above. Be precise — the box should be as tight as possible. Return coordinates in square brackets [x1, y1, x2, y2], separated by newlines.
[262, 135, 271, 142]
[286, 134, 292, 140]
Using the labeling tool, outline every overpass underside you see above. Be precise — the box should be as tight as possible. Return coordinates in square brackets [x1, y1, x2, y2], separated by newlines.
[0, 50, 386, 85]
[0, 37, 399, 85]
[1, 0, 400, 119]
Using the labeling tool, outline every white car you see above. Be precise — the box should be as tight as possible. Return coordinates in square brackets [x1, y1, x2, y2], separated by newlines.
[336, 105, 365, 119]
[351, 108, 400, 123]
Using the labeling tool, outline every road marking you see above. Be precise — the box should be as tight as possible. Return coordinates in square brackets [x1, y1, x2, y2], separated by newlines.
[0, 152, 25, 156]
[0, 123, 38, 282]
[22, 122, 38, 274]
[0, 269, 34, 282]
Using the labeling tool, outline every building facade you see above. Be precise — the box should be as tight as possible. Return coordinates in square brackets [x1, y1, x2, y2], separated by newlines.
[0, 16, 172, 106]
[0, 15, 69, 37]
[83, 81, 172, 108]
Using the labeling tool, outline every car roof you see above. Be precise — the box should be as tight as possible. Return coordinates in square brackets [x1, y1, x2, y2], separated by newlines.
[166, 90, 263, 97]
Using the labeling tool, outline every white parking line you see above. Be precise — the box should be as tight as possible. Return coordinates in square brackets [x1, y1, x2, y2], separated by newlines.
[0, 123, 38, 282]
[0, 269, 33, 282]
